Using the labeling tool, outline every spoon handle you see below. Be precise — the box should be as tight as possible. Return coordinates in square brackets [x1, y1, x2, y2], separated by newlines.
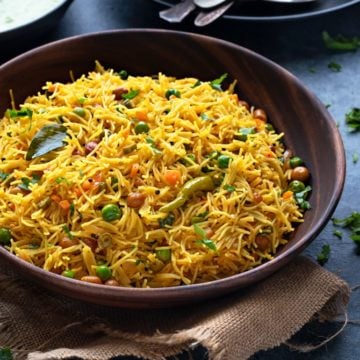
[159, 0, 196, 23]
[194, 1, 234, 26]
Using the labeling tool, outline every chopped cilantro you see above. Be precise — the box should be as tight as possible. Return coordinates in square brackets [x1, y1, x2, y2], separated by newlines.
[223, 184, 236, 193]
[192, 79, 201, 88]
[325, 103, 331, 109]
[345, 108, 360, 132]
[0, 348, 13, 360]
[322, 31, 360, 51]
[327, 62, 342, 72]
[122, 89, 139, 100]
[18, 174, 41, 191]
[62, 225, 74, 240]
[333, 230, 343, 239]
[308, 67, 316, 74]
[294, 185, 312, 210]
[6, 107, 33, 119]
[317, 244, 331, 265]
[56, 177, 69, 184]
[193, 223, 217, 251]
[332, 212, 360, 248]
[210, 73, 228, 91]
[353, 152, 359, 164]
[0, 172, 9, 182]
[70, 203, 75, 216]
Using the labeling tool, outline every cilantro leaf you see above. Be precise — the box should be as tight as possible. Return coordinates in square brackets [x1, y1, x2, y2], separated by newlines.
[210, 73, 228, 91]
[193, 223, 217, 251]
[327, 62, 342, 72]
[294, 185, 312, 210]
[62, 225, 74, 240]
[0, 347, 13, 360]
[0, 172, 9, 182]
[353, 152, 359, 164]
[322, 31, 360, 51]
[333, 230, 343, 239]
[122, 89, 139, 100]
[223, 184, 236, 193]
[18, 174, 41, 191]
[345, 108, 360, 132]
[332, 212, 360, 249]
[317, 244, 331, 266]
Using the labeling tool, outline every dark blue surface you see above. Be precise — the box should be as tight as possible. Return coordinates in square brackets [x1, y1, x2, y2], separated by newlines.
[1, 0, 359, 358]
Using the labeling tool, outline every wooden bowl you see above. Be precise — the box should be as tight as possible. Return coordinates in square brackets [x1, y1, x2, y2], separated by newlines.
[0, 29, 345, 308]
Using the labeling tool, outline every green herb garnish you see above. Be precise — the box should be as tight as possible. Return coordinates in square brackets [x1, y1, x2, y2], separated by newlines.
[353, 152, 359, 164]
[122, 89, 139, 100]
[26, 124, 67, 161]
[62, 225, 74, 240]
[223, 184, 236, 193]
[322, 31, 360, 51]
[294, 185, 312, 210]
[328, 62, 342, 72]
[210, 73, 228, 91]
[0, 347, 13, 360]
[332, 212, 360, 247]
[6, 107, 32, 119]
[193, 223, 217, 251]
[317, 244, 331, 265]
[333, 230, 343, 239]
[18, 174, 41, 191]
[345, 108, 360, 132]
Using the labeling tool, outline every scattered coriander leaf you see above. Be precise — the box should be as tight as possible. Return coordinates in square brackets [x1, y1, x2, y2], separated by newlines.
[345, 108, 360, 132]
[333, 229, 343, 239]
[6, 107, 32, 119]
[353, 152, 359, 164]
[192, 79, 201, 88]
[328, 61, 342, 72]
[70, 203, 75, 216]
[294, 185, 312, 210]
[317, 244, 331, 266]
[332, 212, 360, 249]
[223, 184, 236, 192]
[325, 103, 331, 109]
[191, 211, 209, 224]
[62, 225, 74, 240]
[0, 347, 13, 360]
[122, 89, 139, 100]
[210, 73, 228, 91]
[18, 174, 41, 191]
[308, 67, 316, 74]
[322, 31, 360, 51]
[56, 177, 69, 184]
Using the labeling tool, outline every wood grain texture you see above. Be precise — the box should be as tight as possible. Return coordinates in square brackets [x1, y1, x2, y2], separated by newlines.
[0, 29, 345, 308]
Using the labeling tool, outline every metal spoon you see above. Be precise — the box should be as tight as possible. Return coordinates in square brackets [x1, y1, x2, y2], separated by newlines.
[160, 0, 318, 24]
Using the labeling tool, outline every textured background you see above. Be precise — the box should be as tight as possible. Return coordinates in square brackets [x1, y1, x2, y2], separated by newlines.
[1, 1, 359, 359]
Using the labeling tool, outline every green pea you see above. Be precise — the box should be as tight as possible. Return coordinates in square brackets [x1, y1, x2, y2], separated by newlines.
[62, 269, 75, 278]
[234, 127, 256, 141]
[290, 156, 304, 168]
[0, 227, 12, 245]
[217, 154, 232, 169]
[165, 89, 181, 100]
[134, 121, 150, 134]
[118, 69, 128, 80]
[96, 264, 112, 281]
[101, 204, 122, 222]
[288, 180, 306, 193]
[155, 248, 172, 262]
[73, 107, 85, 117]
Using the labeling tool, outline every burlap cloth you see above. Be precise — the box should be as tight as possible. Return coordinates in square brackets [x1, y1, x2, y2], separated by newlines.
[0, 256, 350, 360]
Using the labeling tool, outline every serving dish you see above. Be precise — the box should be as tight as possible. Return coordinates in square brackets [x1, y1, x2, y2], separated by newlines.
[153, 0, 360, 21]
[0, 0, 73, 43]
[0, 29, 345, 308]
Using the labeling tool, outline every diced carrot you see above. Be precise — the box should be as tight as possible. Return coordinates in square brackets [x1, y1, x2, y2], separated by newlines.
[82, 179, 94, 191]
[59, 200, 71, 211]
[136, 111, 148, 122]
[51, 194, 61, 203]
[94, 172, 103, 182]
[73, 186, 82, 197]
[164, 170, 181, 186]
[266, 151, 275, 158]
[282, 191, 293, 200]
[8, 203, 15, 211]
[129, 163, 140, 178]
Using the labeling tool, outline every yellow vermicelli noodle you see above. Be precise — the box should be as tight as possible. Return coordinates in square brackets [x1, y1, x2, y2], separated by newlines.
[0, 65, 307, 287]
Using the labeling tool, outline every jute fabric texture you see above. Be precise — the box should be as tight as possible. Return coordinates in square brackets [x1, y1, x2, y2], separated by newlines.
[0, 256, 350, 360]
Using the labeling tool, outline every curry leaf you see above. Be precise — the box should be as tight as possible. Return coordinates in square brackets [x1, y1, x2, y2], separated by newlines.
[26, 124, 67, 161]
